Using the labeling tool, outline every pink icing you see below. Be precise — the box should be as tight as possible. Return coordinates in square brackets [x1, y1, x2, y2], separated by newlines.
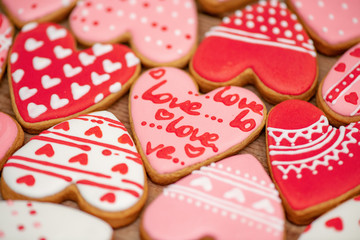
[321, 43, 360, 117]
[0, 113, 18, 161]
[69, 0, 197, 64]
[130, 67, 265, 175]
[142, 154, 284, 239]
[0, 14, 13, 75]
[2, 0, 76, 22]
[289, 0, 360, 45]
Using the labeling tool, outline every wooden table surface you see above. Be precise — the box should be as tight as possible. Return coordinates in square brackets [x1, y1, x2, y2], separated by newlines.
[0, 2, 340, 239]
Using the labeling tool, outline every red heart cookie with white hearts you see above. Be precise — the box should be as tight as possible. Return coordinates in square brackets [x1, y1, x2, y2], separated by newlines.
[266, 99, 360, 225]
[1, 0, 77, 28]
[197, 0, 256, 14]
[9, 22, 140, 133]
[287, 0, 360, 55]
[69, 0, 197, 67]
[130, 67, 266, 184]
[0, 200, 113, 239]
[317, 43, 360, 126]
[0, 112, 24, 169]
[141, 154, 285, 239]
[190, 0, 317, 104]
[1, 111, 147, 228]
[299, 196, 360, 239]
[0, 14, 13, 79]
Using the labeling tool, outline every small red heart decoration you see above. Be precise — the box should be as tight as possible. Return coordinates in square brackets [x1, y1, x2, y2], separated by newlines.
[334, 62, 346, 72]
[85, 126, 103, 138]
[155, 109, 174, 120]
[350, 48, 360, 58]
[344, 92, 358, 105]
[35, 144, 55, 157]
[111, 163, 128, 175]
[53, 121, 70, 131]
[325, 217, 343, 231]
[100, 193, 116, 203]
[16, 175, 35, 186]
[68, 153, 88, 166]
[118, 134, 134, 146]
[149, 69, 166, 80]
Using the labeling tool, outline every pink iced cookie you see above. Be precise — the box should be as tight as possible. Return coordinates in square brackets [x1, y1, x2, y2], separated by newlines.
[267, 100, 360, 225]
[0, 112, 24, 169]
[317, 43, 360, 126]
[141, 154, 285, 240]
[287, 0, 360, 55]
[69, 0, 197, 67]
[299, 196, 360, 240]
[0, 0, 77, 28]
[130, 67, 266, 184]
[0, 14, 13, 79]
[9, 22, 140, 133]
[197, 0, 256, 14]
[0, 200, 113, 240]
[190, 0, 317, 103]
[1, 111, 147, 228]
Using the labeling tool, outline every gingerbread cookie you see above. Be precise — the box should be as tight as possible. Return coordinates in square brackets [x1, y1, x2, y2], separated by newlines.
[0, 14, 13, 80]
[141, 154, 284, 240]
[1, 111, 147, 228]
[0, 200, 113, 239]
[0, 112, 24, 169]
[197, 0, 256, 14]
[190, 0, 317, 104]
[287, 0, 360, 56]
[9, 22, 140, 133]
[0, 0, 77, 28]
[130, 67, 266, 184]
[299, 196, 360, 240]
[317, 43, 360, 126]
[266, 99, 360, 225]
[69, 0, 198, 68]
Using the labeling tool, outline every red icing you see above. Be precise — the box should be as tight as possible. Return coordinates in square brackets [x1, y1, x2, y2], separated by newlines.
[325, 217, 343, 231]
[77, 179, 139, 198]
[53, 121, 70, 131]
[68, 153, 88, 166]
[146, 142, 164, 155]
[85, 126, 103, 138]
[16, 175, 35, 186]
[156, 146, 176, 159]
[111, 163, 128, 175]
[184, 144, 205, 158]
[155, 109, 175, 120]
[100, 192, 116, 203]
[350, 48, 360, 58]
[344, 92, 359, 105]
[149, 68, 166, 80]
[118, 134, 134, 146]
[10, 23, 138, 123]
[35, 144, 55, 157]
[334, 63, 346, 72]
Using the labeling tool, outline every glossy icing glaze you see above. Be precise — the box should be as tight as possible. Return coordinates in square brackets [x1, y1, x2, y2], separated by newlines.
[299, 196, 360, 240]
[267, 100, 360, 211]
[2, 111, 145, 212]
[10, 22, 139, 124]
[142, 154, 284, 239]
[130, 67, 265, 177]
[1, 0, 76, 23]
[0, 113, 19, 163]
[289, 0, 360, 45]
[69, 0, 197, 64]
[191, 0, 317, 96]
[321, 43, 360, 116]
[0, 14, 13, 77]
[0, 200, 112, 240]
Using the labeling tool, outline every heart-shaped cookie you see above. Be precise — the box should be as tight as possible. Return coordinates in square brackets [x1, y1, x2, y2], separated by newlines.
[141, 154, 284, 239]
[197, 0, 256, 14]
[190, 0, 317, 104]
[0, 112, 24, 169]
[130, 67, 266, 184]
[0, 200, 113, 239]
[0, 14, 13, 79]
[9, 22, 140, 133]
[299, 196, 360, 239]
[0, 0, 77, 28]
[287, 0, 360, 55]
[317, 43, 360, 126]
[1, 111, 147, 228]
[266, 99, 360, 225]
[69, 0, 197, 67]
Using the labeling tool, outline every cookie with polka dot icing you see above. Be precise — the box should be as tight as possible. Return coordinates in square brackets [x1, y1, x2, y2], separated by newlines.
[287, 0, 360, 56]
[0, 112, 24, 170]
[190, 0, 317, 104]
[0, 200, 113, 239]
[9, 22, 140, 133]
[299, 196, 360, 240]
[0, 0, 77, 28]
[0, 13, 13, 80]
[317, 43, 360, 127]
[197, 0, 256, 14]
[1, 111, 147, 228]
[266, 99, 360, 225]
[69, 0, 198, 68]
[140, 154, 285, 240]
[129, 67, 266, 184]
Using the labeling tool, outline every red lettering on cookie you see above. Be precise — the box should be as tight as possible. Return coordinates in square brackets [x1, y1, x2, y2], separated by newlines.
[155, 109, 174, 120]
[229, 110, 256, 132]
[142, 80, 173, 104]
[184, 144, 205, 158]
[156, 146, 175, 159]
[146, 142, 164, 155]
[169, 97, 202, 116]
[149, 68, 166, 79]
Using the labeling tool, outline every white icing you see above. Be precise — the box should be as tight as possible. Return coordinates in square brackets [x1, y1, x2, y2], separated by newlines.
[19, 86, 37, 101]
[102, 59, 122, 73]
[27, 102, 47, 118]
[71, 82, 90, 100]
[252, 199, 275, 214]
[24, 38, 43, 52]
[125, 52, 140, 67]
[12, 69, 24, 83]
[50, 94, 69, 109]
[109, 82, 121, 93]
[223, 188, 246, 203]
[63, 64, 82, 78]
[10, 52, 18, 64]
[33, 57, 52, 70]
[46, 26, 67, 41]
[92, 43, 113, 56]
[53, 45, 72, 59]
[79, 52, 96, 66]
[94, 93, 104, 103]
[41, 75, 61, 89]
[189, 176, 213, 192]
[210, 26, 270, 40]
[91, 72, 110, 86]
[21, 22, 38, 32]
